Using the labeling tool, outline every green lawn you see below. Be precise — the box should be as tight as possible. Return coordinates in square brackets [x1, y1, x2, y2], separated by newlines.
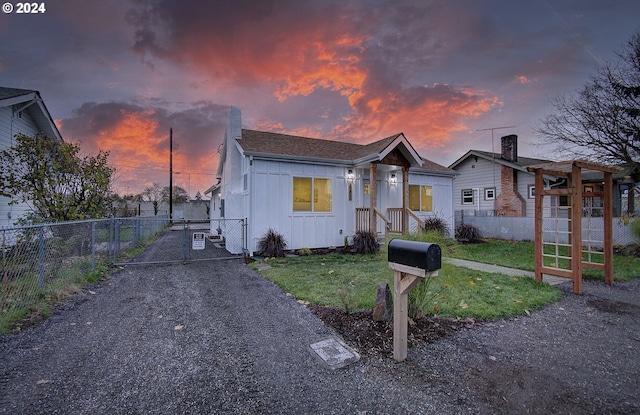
[448, 239, 640, 282]
[252, 238, 562, 321]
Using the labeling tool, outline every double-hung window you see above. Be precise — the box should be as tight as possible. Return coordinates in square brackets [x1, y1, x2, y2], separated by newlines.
[293, 177, 332, 212]
[462, 189, 474, 205]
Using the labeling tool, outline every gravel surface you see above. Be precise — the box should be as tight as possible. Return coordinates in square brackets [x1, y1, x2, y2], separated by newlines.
[0, 236, 638, 414]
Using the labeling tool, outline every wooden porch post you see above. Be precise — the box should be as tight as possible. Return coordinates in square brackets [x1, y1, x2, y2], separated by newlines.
[369, 163, 377, 235]
[402, 166, 409, 234]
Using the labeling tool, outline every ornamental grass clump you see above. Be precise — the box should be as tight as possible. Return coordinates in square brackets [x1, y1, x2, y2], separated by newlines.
[352, 230, 379, 254]
[455, 223, 482, 243]
[423, 216, 450, 237]
[257, 228, 287, 257]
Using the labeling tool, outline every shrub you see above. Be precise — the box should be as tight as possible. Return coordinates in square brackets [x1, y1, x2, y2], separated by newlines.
[455, 223, 482, 243]
[631, 218, 640, 241]
[352, 230, 379, 254]
[423, 216, 450, 236]
[296, 247, 312, 256]
[257, 228, 287, 257]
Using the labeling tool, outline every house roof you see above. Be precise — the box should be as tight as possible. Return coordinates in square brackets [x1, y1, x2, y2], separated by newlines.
[236, 129, 455, 175]
[0, 86, 62, 141]
[448, 149, 549, 173]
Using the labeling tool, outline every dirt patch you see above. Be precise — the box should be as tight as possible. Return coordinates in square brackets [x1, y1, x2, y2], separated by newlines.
[307, 304, 474, 356]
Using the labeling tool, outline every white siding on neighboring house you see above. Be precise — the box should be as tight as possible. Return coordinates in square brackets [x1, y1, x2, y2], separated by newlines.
[452, 157, 502, 213]
[0, 105, 42, 227]
[516, 170, 537, 217]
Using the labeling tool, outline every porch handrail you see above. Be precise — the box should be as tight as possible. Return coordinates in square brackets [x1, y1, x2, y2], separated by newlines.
[407, 209, 425, 230]
[374, 207, 391, 238]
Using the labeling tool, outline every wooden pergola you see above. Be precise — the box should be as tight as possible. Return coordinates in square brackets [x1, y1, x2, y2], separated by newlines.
[527, 160, 620, 294]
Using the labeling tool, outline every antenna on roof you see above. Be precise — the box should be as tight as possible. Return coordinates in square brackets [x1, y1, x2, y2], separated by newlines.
[476, 125, 516, 189]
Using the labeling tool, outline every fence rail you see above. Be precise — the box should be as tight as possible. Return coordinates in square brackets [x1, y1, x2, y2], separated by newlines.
[0, 217, 171, 333]
[455, 211, 639, 246]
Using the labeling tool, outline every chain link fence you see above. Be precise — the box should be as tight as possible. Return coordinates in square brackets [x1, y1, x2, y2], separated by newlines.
[0, 217, 248, 333]
[0, 217, 168, 333]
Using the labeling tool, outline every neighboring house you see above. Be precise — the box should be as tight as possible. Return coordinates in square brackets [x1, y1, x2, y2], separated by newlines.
[206, 107, 456, 255]
[449, 134, 635, 218]
[449, 135, 552, 218]
[0, 87, 63, 227]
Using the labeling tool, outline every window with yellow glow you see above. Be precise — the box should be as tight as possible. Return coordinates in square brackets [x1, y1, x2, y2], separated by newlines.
[293, 177, 332, 212]
[409, 185, 433, 212]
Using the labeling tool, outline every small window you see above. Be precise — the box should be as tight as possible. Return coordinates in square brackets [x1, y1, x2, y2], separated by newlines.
[462, 189, 474, 205]
[528, 185, 535, 199]
[293, 177, 332, 212]
[364, 183, 370, 195]
[484, 188, 495, 200]
[409, 185, 433, 212]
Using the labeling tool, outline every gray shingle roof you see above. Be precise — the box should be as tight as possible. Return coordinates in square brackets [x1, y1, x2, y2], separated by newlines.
[237, 129, 454, 174]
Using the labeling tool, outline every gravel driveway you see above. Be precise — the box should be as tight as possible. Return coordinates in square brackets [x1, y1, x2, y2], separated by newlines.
[0, 254, 638, 414]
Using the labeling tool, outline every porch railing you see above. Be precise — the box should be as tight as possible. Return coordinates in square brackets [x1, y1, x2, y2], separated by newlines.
[355, 207, 391, 238]
[356, 207, 424, 236]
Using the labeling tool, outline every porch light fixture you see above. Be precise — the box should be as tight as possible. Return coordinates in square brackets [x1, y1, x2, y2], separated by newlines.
[389, 172, 397, 184]
[347, 169, 355, 181]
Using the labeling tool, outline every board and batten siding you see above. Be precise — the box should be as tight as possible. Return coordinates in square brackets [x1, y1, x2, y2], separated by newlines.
[0, 106, 42, 227]
[249, 159, 351, 254]
[407, 172, 455, 233]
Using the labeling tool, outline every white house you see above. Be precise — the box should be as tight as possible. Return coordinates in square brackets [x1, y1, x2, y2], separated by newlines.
[207, 107, 456, 255]
[0, 87, 63, 227]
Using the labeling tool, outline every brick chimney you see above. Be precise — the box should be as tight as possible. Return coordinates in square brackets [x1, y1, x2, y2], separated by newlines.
[495, 134, 526, 216]
[501, 134, 517, 162]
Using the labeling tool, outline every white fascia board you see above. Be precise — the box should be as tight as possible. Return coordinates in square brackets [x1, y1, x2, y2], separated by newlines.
[244, 151, 353, 167]
[0, 92, 38, 108]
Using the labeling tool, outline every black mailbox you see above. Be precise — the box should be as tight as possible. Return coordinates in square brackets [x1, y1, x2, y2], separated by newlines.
[388, 239, 441, 272]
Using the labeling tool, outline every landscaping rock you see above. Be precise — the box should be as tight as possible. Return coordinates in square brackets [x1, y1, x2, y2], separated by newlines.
[372, 282, 393, 321]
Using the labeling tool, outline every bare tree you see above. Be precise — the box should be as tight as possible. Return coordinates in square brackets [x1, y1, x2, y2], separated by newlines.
[537, 32, 640, 167]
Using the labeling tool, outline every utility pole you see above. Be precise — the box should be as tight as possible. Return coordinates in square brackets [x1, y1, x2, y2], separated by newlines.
[169, 128, 173, 221]
[476, 125, 516, 188]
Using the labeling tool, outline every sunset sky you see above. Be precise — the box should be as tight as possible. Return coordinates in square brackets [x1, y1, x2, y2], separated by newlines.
[1, 0, 639, 198]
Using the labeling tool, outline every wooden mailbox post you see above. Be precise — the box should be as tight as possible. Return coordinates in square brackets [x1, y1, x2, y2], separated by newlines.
[388, 239, 441, 362]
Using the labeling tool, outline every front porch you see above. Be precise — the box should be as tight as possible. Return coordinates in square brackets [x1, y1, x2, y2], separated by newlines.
[355, 207, 425, 239]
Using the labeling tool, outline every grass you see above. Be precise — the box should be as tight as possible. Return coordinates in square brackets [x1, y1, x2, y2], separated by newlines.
[253, 234, 562, 321]
[449, 239, 640, 282]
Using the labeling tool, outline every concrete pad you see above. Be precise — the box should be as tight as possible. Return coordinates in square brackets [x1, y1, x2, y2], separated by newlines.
[310, 337, 360, 369]
[444, 258, 568, 286]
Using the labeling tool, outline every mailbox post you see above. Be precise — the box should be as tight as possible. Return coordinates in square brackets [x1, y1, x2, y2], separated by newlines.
[388, 239, 441, 362]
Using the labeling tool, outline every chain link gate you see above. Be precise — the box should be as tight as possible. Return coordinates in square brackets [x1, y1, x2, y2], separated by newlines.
[112, 218, 246, 266]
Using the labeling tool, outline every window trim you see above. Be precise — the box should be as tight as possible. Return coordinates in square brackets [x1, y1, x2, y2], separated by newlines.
[462, 189, 474, 205]
[409, 184, 433, 212]
[292, 176, 332, 213]
[484, 187, 495, 201]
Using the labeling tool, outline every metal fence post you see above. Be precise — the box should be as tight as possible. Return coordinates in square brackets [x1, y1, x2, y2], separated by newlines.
[38, 226, 45, 292]
[91, 221, 96, 271]
[183, 221, 189, 261]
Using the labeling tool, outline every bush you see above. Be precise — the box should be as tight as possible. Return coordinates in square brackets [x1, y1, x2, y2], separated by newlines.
[296, 247, 312, 256]
[352, 230, 379, 254]
[455, 223, 482, 243]
[631, 218, 640, 241]
[257, 228, 287, 257]
[423, 216, 450, 236]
